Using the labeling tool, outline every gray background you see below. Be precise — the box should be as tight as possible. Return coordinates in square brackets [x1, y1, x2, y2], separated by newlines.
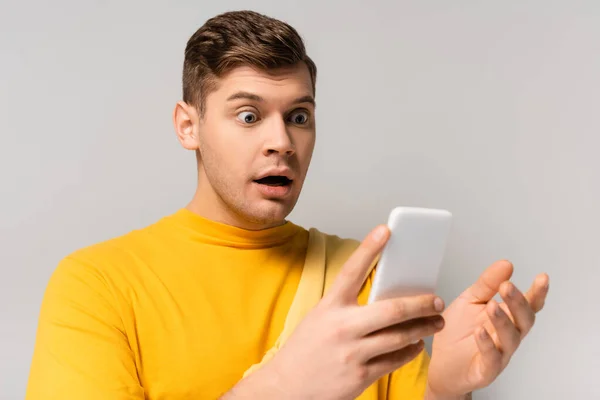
[1, 0, 598, 399]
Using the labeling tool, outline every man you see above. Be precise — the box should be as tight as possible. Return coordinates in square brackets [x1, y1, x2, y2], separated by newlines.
[26, 10, 549, 400]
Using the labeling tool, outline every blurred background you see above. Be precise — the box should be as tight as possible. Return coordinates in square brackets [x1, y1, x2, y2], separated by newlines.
[1, 1, 598, 398]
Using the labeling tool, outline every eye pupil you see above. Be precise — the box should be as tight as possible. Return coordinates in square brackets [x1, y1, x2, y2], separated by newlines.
[244, 114, 254, 123]
[295, 114, 306, 124]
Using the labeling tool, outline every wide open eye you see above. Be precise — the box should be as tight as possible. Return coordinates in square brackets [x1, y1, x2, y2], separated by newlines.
[288, 110, 310, 125]
[237, 111, 258, 124]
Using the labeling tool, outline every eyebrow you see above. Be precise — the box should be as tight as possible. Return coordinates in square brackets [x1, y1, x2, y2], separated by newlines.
[226, 91, 316, 107]
[293, 95, 316, 107]
[227, 91, 263, 102]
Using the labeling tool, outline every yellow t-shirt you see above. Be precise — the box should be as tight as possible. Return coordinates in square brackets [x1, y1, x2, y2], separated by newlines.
[26, 208, 429, 399]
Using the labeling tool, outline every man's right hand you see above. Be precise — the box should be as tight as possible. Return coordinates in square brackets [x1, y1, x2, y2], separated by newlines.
[224, 225, 446, 400]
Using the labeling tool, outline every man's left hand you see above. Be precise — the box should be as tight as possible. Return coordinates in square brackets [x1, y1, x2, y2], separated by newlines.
[425, 260, 549, 398]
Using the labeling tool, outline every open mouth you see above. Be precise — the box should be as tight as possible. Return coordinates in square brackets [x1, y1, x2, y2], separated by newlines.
[253, 176, 293, 187]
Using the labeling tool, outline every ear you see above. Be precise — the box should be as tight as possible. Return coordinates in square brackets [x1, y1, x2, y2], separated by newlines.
[173, 101, 201, 151]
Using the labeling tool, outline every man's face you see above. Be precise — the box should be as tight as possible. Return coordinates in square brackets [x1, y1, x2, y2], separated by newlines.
[181, 63, 316, 229]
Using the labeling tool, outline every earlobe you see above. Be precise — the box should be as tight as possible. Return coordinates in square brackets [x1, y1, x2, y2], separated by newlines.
[173, 101, 200, 151]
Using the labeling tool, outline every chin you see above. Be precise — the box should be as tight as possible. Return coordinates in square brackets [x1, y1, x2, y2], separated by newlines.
[255, 204, 292, 224]
[243, 199, 296, 227]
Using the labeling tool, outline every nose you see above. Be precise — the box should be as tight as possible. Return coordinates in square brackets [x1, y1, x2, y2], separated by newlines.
[262, 117, 295, 157]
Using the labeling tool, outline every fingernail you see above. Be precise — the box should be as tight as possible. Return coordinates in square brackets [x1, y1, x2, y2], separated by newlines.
[435, 317, 444, 328]
[434, 297, 444, 312]
[480, 328, 489, 339]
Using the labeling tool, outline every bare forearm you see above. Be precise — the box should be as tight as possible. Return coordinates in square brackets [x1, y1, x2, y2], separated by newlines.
[424, 385, 472, 400]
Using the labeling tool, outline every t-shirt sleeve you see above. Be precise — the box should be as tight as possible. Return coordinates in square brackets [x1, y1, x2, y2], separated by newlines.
[357, 267, 430, 400]
[26, 256, 144, 399]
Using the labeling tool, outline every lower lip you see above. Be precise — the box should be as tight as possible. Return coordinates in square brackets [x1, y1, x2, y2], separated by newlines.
[253, 181, 293, 198]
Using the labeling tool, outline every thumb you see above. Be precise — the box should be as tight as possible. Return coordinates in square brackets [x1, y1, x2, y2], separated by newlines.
[326, 225, 389, 305]
[465, 260, 514, 302]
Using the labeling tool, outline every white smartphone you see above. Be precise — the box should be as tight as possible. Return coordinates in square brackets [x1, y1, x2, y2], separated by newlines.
[367, 207, 453, 304]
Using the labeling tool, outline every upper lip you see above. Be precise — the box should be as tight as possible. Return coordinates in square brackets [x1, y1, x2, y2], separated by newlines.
[254, 167, 294, 181]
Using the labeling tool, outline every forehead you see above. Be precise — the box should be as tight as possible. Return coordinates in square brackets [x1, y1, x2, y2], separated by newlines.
[213, 63, 314, 101]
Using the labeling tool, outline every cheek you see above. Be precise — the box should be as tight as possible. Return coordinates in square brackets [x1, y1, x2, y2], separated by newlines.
[201, 121, 244, 169]
[295, 133, 316, 167]
[212, 133, 256, 181]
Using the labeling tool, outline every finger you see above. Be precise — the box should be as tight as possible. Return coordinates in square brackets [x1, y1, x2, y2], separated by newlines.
[360, 316, 444, 360]
[487, 300, 521, 355]
[326, 225, 389, 304]
[474, 326, 502, 384]
[523, 273, 550, 313]
[465, 260, 514, 303]
[356, 294, 445, 335]
[499, 282, 536, 338]
[366, 340, 425, 380]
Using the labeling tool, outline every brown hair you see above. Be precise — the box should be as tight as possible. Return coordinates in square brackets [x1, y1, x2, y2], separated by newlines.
[182, 10, 317, 115]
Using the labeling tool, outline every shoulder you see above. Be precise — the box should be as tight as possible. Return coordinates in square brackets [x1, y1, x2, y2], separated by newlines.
[301, 226, 361, 261]
[320, 230, 361, 261]
[306, 227, 376, 285]
[64, 228, 149, 272]
[52, 216, 169, 289]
